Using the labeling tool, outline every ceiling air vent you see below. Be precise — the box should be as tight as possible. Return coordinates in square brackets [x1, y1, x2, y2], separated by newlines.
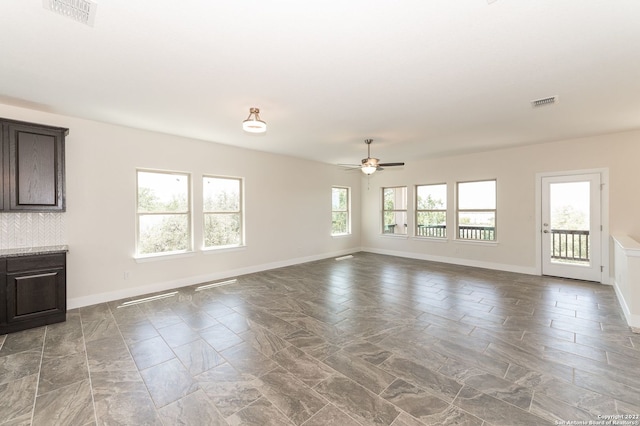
[42, 0, 98, 27]
[531, 96, 558, 108]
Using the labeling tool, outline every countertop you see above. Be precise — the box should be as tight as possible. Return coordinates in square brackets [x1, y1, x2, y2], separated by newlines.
[0, 245, 69, 258]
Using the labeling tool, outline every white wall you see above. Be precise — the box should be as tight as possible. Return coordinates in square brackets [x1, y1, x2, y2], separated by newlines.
[361, 130, 640, 278]
[0, 103, 362, 308]
[3, 101, 640, 311]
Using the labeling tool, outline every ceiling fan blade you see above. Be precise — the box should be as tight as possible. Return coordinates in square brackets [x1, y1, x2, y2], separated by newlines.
[378, 162, 405, 167]
[337, 164, 362, 172]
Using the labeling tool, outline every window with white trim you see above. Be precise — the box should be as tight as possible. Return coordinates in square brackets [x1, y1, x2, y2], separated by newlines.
[331, 186, 351, 236]
[203, 176, 243, 249]
[136, 170, 191, 256]
[457, 179, 496, 241]
[382, 186, 407, 235]
[416, 183, 447, 238]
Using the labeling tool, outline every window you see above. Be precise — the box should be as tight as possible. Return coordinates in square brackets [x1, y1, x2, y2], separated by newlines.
[416, 184, 447, 238]
[457, 179, 496, 241]
[331, 186, 350, 235]
[137, 170, 191, 256]
[382, 186, 407, 235]
[203, 176, 243, 249]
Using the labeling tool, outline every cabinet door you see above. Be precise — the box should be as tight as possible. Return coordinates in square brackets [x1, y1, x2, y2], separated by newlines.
[7, 122, 65, 211]
[0, 261, 6, 325]
[5, 268, 66, 324]
[1, 132, 4, 211]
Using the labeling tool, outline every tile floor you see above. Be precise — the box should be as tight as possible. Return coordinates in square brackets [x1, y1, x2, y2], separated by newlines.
[1, 252, 639, 425]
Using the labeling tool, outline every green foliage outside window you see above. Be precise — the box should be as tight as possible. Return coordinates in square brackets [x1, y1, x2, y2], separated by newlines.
[416, 184, 447, 237]
[332, 187, 349, 235]
[382, 187, 407, 234]
[137, 172, 190, 255]
[204, 177, 242, 248]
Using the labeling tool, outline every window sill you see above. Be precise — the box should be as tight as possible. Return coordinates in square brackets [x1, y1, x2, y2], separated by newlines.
[413, 236, 449, 243]
[201, 245, 246, 255]
[134, 251, 196, 263]
[380, 233, 409, 239]
[453, 239, 499, 246]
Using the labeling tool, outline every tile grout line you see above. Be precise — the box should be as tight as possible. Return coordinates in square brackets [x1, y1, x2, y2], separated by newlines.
[29, 327, 47, 426]
[78, 310, 99, 426]
[109, 303, 177, 414]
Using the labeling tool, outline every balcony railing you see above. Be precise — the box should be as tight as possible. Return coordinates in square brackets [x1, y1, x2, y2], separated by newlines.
[550, 229, 590, 262]
[458, 226, 495, 240]
[416, 225, 495, 240]
[414, 226, 590, 261]
[416, 225, 446, 238]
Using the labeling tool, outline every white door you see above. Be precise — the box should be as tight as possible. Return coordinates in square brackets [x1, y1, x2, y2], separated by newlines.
[541, 173, 602, 282]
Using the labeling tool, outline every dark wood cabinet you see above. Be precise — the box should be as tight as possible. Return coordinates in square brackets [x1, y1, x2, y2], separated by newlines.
[0, 252, 66, 334]
[0, 260, 6, 326]
[1, 118, 67, 211]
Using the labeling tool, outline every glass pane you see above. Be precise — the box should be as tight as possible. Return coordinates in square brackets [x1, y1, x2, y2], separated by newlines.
[332, 187, 348, 211]
[458, 212, 495, 240]
[417, 184, 446, 210]
[204, 213, 241, 247]
[458, 180, 496, 210]
[204, 177, 240, 212]
[383, 212, 407, 234]
[332, 212, 348, 234]
[138, 171, 189, 213]
[549, 182, 590, 264]
[138, 214, 189, 254]
[383, 187, 407, 210]
[417, 212, 446, 237]
[550, 182, 589, 231]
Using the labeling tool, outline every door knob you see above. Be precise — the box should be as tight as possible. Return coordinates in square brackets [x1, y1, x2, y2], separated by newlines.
[543, 230, 550, 233]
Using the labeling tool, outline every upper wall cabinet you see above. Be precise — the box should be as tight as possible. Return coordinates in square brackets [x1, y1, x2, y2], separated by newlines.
[1, 118, 67, 212]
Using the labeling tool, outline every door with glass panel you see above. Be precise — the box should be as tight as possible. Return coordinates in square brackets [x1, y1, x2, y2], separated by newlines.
[541, 174, 601, 282]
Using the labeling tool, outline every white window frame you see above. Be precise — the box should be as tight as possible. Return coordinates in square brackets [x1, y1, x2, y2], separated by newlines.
[136, 169, 192, 257]
[415, 183, 447, 238]
[382, 186, 408, 235]
[456, 179, 497, 241]
[203, 175, 244, 250]
[331, 186, 351, 236]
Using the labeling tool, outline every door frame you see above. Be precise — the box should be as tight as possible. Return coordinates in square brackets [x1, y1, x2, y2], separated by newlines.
[535, 168, 610, 284]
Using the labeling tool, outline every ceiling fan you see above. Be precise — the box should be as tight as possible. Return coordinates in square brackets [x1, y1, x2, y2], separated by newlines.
[340, 139, 405, 175]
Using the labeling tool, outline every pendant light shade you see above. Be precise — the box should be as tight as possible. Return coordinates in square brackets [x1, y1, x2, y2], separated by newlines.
[361, 164, 377, 175]
[242, 107, 267, 133]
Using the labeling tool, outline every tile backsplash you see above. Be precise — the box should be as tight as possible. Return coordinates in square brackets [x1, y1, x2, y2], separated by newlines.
[0, 213, 66, 249]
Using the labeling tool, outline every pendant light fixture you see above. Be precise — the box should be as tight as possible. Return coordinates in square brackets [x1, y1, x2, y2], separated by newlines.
[242, 107, 267, 133]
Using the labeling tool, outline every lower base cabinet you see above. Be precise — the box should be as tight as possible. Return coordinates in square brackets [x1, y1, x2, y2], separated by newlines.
[0, 253, 66, 334]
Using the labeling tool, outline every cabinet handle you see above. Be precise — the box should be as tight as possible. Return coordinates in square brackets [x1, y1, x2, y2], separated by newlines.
[16, 272, 58, 280]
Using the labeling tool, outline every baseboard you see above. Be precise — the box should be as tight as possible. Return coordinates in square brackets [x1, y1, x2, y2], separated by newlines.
[613, 279, 640, 329]
[361, 246, 538, 276]
[67, 248, 361, 309]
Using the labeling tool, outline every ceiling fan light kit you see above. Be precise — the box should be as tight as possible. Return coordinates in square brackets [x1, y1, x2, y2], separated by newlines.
[339, 139, 405, 175]
[242, 107, 267, 133]
[361, 163, 378, 175]
[360, 139, 404, 175]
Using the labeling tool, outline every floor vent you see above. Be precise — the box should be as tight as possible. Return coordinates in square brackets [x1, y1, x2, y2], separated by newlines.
[42, 0, 98, 26]
[531, 96, 558, 108]
[117, 291, 178, 308]
[195, 279, 237, 291]
[335, 255, 354, 261]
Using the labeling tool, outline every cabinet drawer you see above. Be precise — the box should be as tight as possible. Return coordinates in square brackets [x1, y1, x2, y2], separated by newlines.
[7, 254, 65, 272]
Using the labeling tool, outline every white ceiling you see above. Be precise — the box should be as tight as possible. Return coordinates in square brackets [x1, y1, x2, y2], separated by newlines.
[2, 1, 640, 166]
